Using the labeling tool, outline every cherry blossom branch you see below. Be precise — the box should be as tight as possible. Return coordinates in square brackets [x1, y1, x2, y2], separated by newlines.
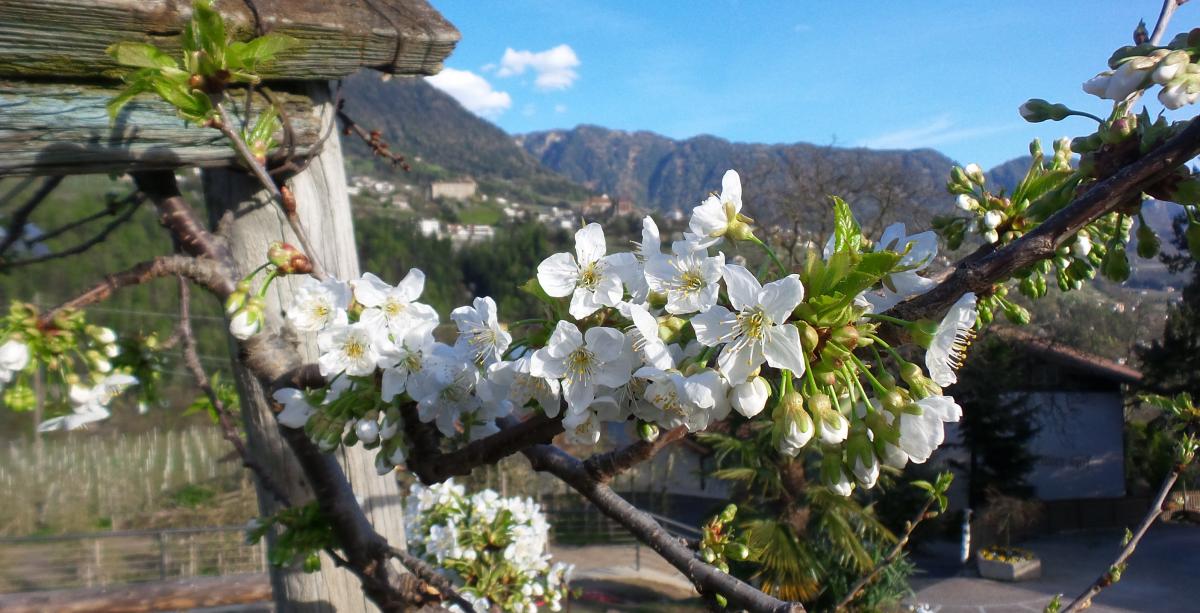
[887, 114, 1200, 323]
[518, 431, 804, 613]
[337, 104, 411, 171]
[1149, 0, 1185, 46]
[37, 255, 230, 327]
[583, 425, 688, 483]
[835, 496, 935, 612]
[1060, 461, 1187, 612]
[213, 100, 327, 280]
[403, 411, 564, 484]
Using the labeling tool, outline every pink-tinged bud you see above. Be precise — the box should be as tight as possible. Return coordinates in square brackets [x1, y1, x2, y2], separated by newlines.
[267, 241, 313, 275]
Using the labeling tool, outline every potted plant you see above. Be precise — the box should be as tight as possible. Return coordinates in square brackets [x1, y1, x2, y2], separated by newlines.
[975, 494, 1043, 581]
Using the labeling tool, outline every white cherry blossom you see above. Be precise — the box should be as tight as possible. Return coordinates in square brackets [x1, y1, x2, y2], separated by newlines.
[317, 322, 390, 377]
[689, 169, 745, 247]
[0, 339, 30, 383]
[925, 292, 978, 387]
[536, 223, 626, 319]
[860, 223, 938, 313]
[353, 270, 438, 338]
[730, 376, 769, 419]
[273, 388, 316, 429]
[289, 277, 351, 332]
[530, 322, 633, 413]
[644, 241, 725, 315]
[451, 296, 511, 366]
[691, 264, 807, 381]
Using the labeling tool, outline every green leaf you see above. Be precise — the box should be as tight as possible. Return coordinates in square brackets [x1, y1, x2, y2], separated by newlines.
[831, 196, 862, 255]
[107, 77, 154, 120]
[830, 251, 902, 301]
[192, 0, 227, 66]
[107, 42, 180, 70]
[148, 75, 212, 122]
[228, 33, 299, 71]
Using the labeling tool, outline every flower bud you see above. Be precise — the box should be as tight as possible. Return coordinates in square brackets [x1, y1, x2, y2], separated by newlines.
[355, 418, 380, 445]
[956, 194, 978, 211]
[229, 297, 265, 340]
[1152, 50, 1190, 85]
[638, 420, 660, 442]
[1101, 247, 1131, 282]
[1136, 222, 1160, 259]
[1003, 302, 1031, 325]
[719, 503, 738, 524]
[964, 163, 985, 185]
[724, 542, 750, 561]
[1019, 98, 1071, 123]
[267, 241, 313, 275]
[797, 321, 819, 354]
[983, 210, 1004, 230]
[831, 325, 859, 350]
[727, 218, 756, 242]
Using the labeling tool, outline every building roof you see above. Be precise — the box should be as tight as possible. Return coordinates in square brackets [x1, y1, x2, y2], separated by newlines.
[992, 327, 1142, 385]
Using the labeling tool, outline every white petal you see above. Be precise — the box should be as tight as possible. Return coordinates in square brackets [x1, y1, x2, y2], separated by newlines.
[717, 341, 763, 382]
[569, 288, 604, 319]
[731, 377, 769, 419]
[721, 264, 761, 312]
[690, 306, 735, 347]
[585, 327, 625, 362]
[396, 268, 426, 302]
[763, 324, 806, 375]
[721, 169, 742, 211]
[546, 321, 584, 358]
[537, 252, 579, 298]
[574, 223, 607, 264]
[353, 272, 392, 307]
[758, 275, 804, 324]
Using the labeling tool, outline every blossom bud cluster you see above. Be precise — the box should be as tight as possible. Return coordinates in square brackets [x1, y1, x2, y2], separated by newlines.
[1083, 43, 1200, 110]
[405, 480, 572, 613]
[0, 301, 138, 431]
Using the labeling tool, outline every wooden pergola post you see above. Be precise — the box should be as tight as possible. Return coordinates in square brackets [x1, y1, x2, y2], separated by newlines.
[0, 1, 459, 610]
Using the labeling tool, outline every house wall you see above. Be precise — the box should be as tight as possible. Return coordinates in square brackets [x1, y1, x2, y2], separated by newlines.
[431, 181, 476, 200]
[1025, 391, 1125, 500]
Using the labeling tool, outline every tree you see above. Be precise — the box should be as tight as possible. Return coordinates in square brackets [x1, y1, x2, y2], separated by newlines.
[2, 2, 1200, 613]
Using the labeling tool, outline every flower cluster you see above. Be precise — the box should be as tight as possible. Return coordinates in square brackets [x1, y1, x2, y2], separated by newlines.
[1083, 36, 1200, 110]
[0, 302, 138, 430]
[260, 169, 978, 497]
[404, 480, 572, 613]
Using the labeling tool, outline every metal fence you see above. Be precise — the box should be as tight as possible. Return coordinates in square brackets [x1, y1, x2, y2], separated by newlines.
[0, 526, 265, 593]
[0, 503, 703, 594]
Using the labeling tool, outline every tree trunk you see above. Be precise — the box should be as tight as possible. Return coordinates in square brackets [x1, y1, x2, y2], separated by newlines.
[202, 81, 406, 612]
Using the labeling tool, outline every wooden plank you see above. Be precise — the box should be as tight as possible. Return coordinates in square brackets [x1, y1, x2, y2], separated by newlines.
[0, 79, 321, 176]
[0, 572, 270, 612]
[0, 0, 459, 81]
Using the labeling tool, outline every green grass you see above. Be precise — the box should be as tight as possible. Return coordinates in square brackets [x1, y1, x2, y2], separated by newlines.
[457, 203, 503, 225]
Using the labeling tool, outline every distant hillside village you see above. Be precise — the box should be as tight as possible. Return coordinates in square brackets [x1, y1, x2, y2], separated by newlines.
[344, 172, 685, 248]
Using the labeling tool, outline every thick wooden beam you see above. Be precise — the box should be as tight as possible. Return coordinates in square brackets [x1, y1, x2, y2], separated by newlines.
[0, 573, 270, 612]
[0, 79, 321, 176]
[0, 0, 459, 81]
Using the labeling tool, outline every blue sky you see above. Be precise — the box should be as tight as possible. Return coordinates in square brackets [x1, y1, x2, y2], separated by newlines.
[427, 1, 1189, 168]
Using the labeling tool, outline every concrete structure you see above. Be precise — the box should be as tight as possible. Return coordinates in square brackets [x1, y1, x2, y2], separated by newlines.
[417, 218, 441, 238]
[430, 177, 477, 201]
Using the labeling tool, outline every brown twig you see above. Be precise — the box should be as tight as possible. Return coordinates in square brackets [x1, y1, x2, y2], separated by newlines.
[403, 412, 564, 484]
[0, 175, 63, 256]
[1060, 462, 1186, 612]
[37, 256, 229, 327]
[835, 496, 936, 611]
[515, 422, 804, 613]
[176, 276, 292, 506]
[213, 100, 327, 280]
[387, 546, 477, 613]
[583, 426, 688, 483]
[0, 195, 144, 269]
[337, 103, 410, 171]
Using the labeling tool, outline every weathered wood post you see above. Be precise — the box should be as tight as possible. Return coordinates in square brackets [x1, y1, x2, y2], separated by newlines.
[0, 1, 460, 610]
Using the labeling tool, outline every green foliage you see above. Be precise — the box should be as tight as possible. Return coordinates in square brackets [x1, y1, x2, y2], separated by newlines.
[105, 0, 297, 123]
[910, 471, 954, 515]
[184, 372, 240, 424]
[171, 483, 217, 508]
[247, 503, 337, 573]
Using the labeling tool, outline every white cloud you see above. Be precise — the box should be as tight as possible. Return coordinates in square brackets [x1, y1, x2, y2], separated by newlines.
[857, 114, 1021, 150]
[554, 104, 568, 114]
[497, 44, 580, 90]
[425, 69, 512, 118]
